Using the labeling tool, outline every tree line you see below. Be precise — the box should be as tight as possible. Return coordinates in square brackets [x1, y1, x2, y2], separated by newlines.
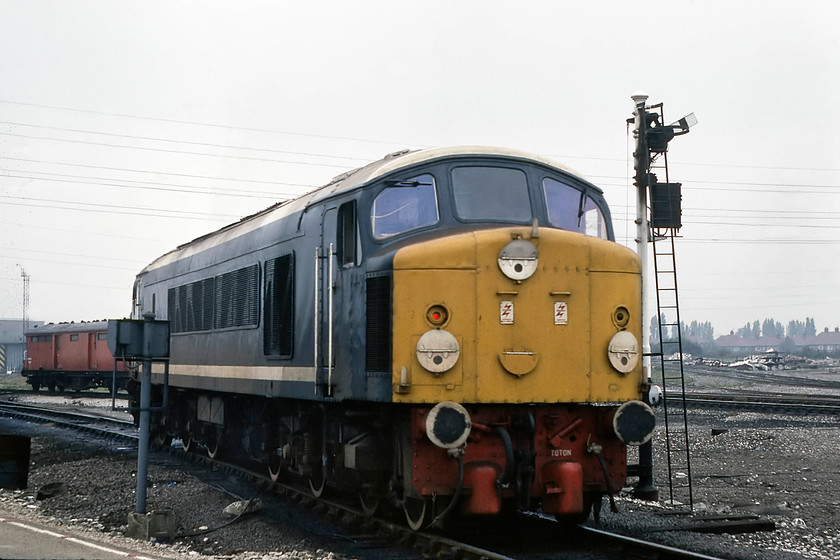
[650, 315, 714, 345]
[650, 315, 820, 344]
[735, 318, 817, 339]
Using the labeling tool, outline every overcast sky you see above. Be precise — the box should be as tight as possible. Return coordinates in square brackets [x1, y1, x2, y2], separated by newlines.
[1, 1, 838, 338]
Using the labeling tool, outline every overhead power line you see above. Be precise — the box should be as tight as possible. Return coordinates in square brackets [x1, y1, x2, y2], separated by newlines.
[1, 245, 149, 266]
[4, 99, 838, 175]
[0, 170, 296, 200]
[0, 155, 316, 188]
[1, 221, 174, 244]
[686, 207, 840, 217]
[0, 252, 140, 272]
[0, 99, 421, 148]
[557, 154, 840, 174]
[0, 274, 131, 291]
[591, 174, 840, 192]
[0, 194, 240, 221]
[0, 120, 372, 163]
[687, 220, 840, 230]
[0, 131, 357, 169]
[680, 238, 840, 245]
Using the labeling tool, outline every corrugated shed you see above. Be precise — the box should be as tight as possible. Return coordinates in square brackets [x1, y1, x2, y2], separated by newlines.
[0, 320, 44, 343]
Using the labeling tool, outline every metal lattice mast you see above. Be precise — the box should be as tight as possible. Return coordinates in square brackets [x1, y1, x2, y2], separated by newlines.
[18, 265, 30, 362]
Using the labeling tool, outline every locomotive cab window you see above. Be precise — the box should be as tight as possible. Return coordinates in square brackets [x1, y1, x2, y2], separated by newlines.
[371, 174, 438, 239]
[451, 166, 531, 222]
[338, 201, 360, 267]
[542, 177, 609, 239]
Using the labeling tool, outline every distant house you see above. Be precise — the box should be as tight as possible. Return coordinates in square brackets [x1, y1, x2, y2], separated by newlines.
[809, 328, 840, 353]
[713, 328, 840, 356]
[714, 333, 783, 354]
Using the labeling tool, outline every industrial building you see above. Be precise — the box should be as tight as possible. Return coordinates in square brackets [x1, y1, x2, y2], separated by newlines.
[0, 319, 43, 373]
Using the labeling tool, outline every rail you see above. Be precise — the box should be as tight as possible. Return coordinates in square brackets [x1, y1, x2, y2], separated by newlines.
[677, 390, 840, 414]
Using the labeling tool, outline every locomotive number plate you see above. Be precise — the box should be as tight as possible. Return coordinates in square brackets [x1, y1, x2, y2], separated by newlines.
[554, 301, 568, 325]
[500, 301, 514, 324]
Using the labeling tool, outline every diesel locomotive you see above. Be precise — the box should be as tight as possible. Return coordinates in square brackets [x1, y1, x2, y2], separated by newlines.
[130, 146, 655, 527]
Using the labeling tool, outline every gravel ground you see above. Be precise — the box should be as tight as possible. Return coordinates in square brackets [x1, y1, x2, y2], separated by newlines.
[0, 414, 412, 560]
[2, 366, 840, 560]
[607, 408, 840, 560]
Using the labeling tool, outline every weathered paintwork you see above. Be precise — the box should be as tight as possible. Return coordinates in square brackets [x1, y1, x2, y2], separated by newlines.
[392, 227, 642, 405]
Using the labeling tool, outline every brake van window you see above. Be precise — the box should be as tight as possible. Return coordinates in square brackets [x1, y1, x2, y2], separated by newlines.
[542, 177, 609, 239]
[371, 174, 438, 239]
[451, 166, 531, 222]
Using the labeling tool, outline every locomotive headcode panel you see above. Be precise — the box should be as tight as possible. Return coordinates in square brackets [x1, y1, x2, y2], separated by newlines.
[130, 146, 654, 526]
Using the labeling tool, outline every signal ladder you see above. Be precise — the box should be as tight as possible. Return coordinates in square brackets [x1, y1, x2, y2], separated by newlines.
[651, 226, 693, 509]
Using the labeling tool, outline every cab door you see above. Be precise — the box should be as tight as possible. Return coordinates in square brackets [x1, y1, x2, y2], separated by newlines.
[316, 201, 362, 399]
[315, 206, 338, 397]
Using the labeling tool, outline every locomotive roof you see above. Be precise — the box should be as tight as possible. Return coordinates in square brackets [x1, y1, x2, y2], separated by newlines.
[320, 145, 588, 197]
[140, 146, 593, 274]
[26, 320, 109, 336]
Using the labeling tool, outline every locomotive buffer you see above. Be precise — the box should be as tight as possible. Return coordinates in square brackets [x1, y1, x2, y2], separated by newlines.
[630, 93, 696, 510]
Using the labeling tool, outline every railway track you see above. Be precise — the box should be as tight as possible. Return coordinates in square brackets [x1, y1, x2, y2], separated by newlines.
[685, 365, 840, 390]
[0, 388, 127, 399]
[0, 400, 136, 439]
[0, 398, 737, 560]
[678, 390, 840, 414]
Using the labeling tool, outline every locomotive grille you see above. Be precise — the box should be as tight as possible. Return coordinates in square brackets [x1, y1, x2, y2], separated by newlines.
[168, 264, 259, 334]
[365, 275, 392, 372]
[216, 264, 260, 329]
[168, 277, 215, 333]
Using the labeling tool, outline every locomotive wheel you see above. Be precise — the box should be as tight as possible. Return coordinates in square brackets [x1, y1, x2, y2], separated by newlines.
[151, 429, 172, 450]
[403, 497, 428, 531]
[181, 425, 195, 453]
[358, 490, 381, 517]
[206, 430, 223, 459]
[267, 456, 283, 482]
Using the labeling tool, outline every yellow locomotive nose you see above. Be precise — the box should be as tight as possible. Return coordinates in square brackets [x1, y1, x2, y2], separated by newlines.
[608, 331, 640, 373]
[391, 226, 643, 406]
[497, 238, 539, 281]
[416, 329, 460, 373]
